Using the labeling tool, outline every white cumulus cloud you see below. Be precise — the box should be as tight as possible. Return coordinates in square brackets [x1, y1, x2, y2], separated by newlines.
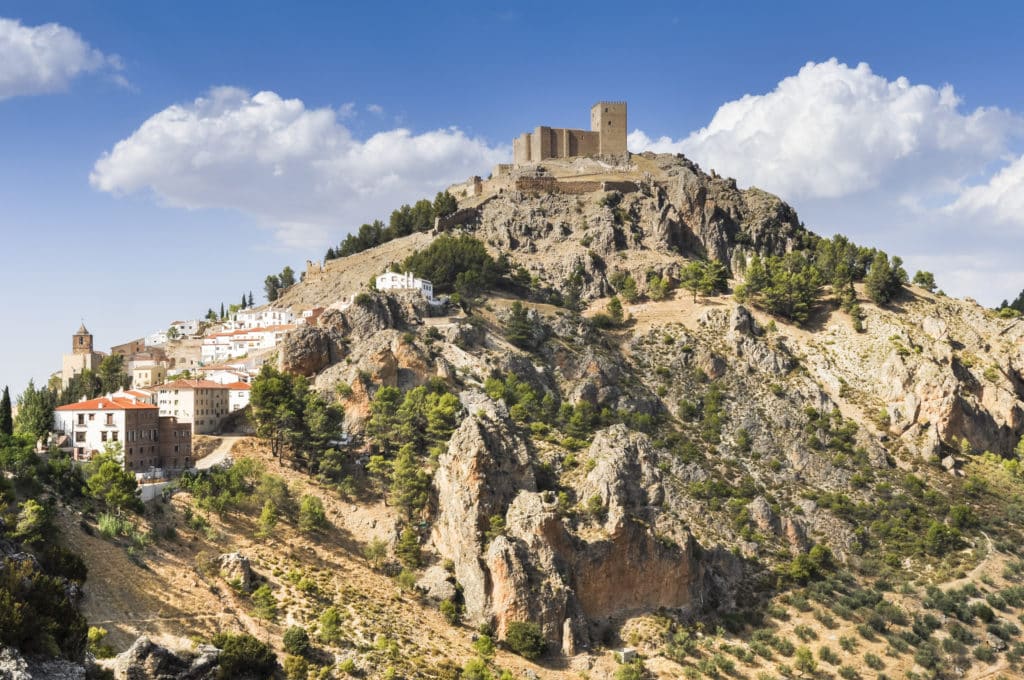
[90, 87, 509, 247]
[0, 17, 122, 99]
[629, 58, 1021, 201]
[944, 153, 1024, 226]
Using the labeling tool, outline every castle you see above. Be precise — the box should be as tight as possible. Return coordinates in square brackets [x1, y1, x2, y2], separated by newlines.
[513, 101, 627, 164]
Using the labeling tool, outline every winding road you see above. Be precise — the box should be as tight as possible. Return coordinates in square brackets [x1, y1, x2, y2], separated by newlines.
[195, 435, 244, 469]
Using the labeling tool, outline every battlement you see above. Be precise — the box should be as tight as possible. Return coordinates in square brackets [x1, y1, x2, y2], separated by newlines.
[513, 101, 627, 165]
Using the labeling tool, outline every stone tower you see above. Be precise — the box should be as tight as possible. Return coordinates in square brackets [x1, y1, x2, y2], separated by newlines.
[591, 101, 627, 156]
[63, 322, 102, 388]
[73, 323, 94, 354]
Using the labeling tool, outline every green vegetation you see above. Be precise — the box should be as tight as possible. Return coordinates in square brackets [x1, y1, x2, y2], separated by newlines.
[402, 234, 506, 300]
[85, 445, 143, 514]
[282, 625, 311, 656]
[503, 301, 545, 351]
[326, 191, 456, 261]
[865, 251, 908, 305]
[211, 632, 277, 679]
[504, 621, 545, 659]
[14, 381, 56, 439]
[0, 386, 12, 436]
[263, 265, 295, 302]
[681, 259, 728, 301]
[737, 252, 821, 323]
[249, 364, 344, 471]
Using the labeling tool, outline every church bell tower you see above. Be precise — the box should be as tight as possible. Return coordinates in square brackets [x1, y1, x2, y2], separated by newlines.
[73, 323, 94, 355]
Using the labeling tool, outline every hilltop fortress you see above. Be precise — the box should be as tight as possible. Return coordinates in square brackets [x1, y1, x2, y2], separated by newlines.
[513, 101, 627, 164]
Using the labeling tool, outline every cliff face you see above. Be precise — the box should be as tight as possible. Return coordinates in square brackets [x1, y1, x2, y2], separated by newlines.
[265, 152, 1024, 658]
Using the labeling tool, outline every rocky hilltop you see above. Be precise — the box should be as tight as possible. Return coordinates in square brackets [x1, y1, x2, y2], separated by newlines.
[255, 153, 1024, 675]
[12, 152, 1024, 679]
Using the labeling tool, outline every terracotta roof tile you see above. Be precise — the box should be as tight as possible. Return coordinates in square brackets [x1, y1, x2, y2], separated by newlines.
[55, 396, 158, 412]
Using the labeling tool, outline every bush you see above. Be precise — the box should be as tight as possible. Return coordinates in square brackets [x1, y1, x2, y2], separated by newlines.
[298, 495, 327, 533]
[250, 584, 277, 620]
[282, 625, 310, 656]
[504, 621, 545, 660]
[318, 606, 344, 644]
[87, 627, 114, 658]
[283, 655, 308, 680]
[440, 598, 461, 625]
[818, 645, 840, 665]
[211, 632, 277, 679]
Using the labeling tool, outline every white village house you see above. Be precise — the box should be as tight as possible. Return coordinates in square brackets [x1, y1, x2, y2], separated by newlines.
[200, 325, 295, 364]
[230, 307, 295, 330]
[375, 271, 435, 300]
[225, 381, 251, 411]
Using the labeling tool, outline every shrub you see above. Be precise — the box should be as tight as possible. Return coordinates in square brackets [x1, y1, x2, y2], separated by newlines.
[440, 599, 461, 625]
[395, 526, 421, 568]
[838, 665, 860, 680]
[282, 626, 310, 656]
[250, 584, 277, 620]
[864, 652, 885, 670]
[473, 634, 495, 658]
[318, 606, 343, 644]
[87, 626, 114, 658]
[211, 632, 277, 680]
[283, 654, 308, 680]
[504, 621, 545, 660]
[794, 646, 817, 675]
[818, 645, 840, 665]
[298, 495, 327, 533]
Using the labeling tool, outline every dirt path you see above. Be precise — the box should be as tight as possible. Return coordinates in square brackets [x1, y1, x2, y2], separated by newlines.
[195, 435, 245, 469]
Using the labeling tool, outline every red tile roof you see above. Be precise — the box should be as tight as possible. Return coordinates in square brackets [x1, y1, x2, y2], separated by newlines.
[55, 396, 158, 412]
[224, 382, 251, 390]
[151, 379, 229, 390]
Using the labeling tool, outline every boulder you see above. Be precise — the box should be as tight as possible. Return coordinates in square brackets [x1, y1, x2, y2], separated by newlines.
[112, 636, 219, 680]
[415, 565, 457, 602]
[218, 552, 253, 591]
[277, 325, 345, 376]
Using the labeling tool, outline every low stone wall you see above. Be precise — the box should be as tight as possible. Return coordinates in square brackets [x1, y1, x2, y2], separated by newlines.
[513, 178, 639, 195]
[602, 180, 640, 193]
[436, 206, 481, 231]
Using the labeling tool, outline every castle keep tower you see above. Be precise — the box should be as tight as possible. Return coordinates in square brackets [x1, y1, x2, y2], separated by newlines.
[591, 101, 627, 156]
[513, 101, 628, 164]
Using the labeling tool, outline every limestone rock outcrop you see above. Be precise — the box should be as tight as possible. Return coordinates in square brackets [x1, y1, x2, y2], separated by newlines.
[217, 552, 253, 591]
[112, 636, 219, 680]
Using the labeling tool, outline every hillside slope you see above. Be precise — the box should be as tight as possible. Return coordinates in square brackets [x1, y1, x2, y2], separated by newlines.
[58, 152, 1024, 679]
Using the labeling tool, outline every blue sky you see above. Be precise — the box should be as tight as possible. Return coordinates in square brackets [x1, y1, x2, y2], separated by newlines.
[2, 1, 1024, 396]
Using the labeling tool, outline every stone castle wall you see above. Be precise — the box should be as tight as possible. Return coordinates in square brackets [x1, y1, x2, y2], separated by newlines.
[513, 101, 627, 164]
[513, 177, 639, 195]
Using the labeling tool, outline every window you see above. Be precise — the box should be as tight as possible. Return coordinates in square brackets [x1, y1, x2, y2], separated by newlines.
[101, 431, 107, 442]
[77, 414, 85, 425]
[75, 432, 85, 442]
[106, 414, 114, 426]
[88, 413, 95, 421]
[112, 431, 119, 441]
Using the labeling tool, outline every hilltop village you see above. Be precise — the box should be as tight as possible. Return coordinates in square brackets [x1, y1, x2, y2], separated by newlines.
[51, 269, 441, 476]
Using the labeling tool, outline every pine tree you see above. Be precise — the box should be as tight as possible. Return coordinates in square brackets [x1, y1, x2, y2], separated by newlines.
[389, 443, 429, 518]
[14, 380, 55, 440]
[504, 301, 538, 350]
[248, 291, 255, 307]
[220, 302, 225, 319]
[606, 296, 624, 325]
[0, 386, 12, 436]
